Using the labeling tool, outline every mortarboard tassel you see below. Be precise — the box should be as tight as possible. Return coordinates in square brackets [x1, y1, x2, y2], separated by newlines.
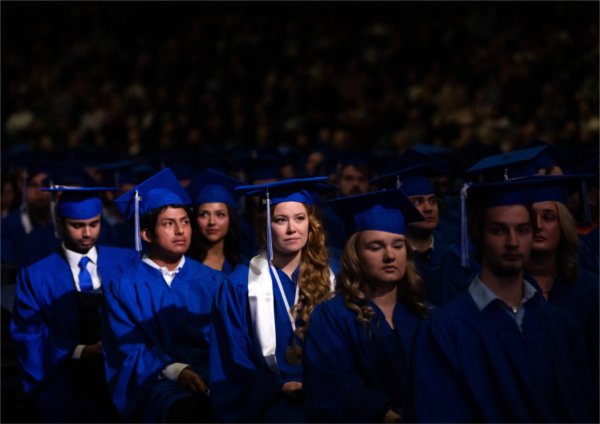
[48, 180, 60, 239]
[134, 190, 142, 252]
[460, 182, 472, 268]
[266, 189, 273, 262]
[19, 171, 33, 235]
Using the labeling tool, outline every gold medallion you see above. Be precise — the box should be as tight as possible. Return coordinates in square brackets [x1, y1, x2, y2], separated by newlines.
[285, 344, 303, 365]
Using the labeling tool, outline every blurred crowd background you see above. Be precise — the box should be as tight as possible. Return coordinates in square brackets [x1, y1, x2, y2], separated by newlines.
[1, 2, 598, 421]
[3, 2, 599, 193]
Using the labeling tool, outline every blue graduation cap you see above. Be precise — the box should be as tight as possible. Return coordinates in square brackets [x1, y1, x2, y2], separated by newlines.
[370, 163, 446, 197]
[326, 188, 424, 237]
[186, 168, 245, 207]
[235, 176, 334, 260]
[466, 145, 557, 182]
[114, 168, 192, 251]
[383, 148, 448, 176]
[40, 186, 117, 220]
[95, 160, 155, 188]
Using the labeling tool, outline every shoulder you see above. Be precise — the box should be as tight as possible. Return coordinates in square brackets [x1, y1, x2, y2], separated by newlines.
[427, 291, 475, 326]
[23, 252, 66, 274]
[98, 245, 139, 259]
[312, 293, 355, 323]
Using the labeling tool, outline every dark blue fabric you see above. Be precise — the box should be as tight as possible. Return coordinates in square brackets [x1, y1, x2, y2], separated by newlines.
[303, 295, 423, 423]
[209, 262, 305, 423]
[9, 246, 138, 422]
[1, 209, 61, 271]
[102, 257, 224, 422]
[413, 231, 452, 307]
[438, 241, 480, 306]
[412, 289, 596, 423]
[578, 230, 600, 276]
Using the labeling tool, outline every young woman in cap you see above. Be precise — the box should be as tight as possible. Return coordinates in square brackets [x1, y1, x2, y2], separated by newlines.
[302, 188, 430, 423]
[186, 168, 245, 273]
[209, 177, 336, 423]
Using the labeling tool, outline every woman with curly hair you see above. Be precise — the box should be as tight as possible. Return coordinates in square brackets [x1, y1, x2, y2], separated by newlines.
[209, 177, 336, 423]
[303, 188, 430, 423]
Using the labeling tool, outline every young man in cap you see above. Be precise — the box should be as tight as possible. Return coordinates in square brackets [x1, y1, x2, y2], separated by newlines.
[9, 186, 138, 422]
[102, 168, 225, 423]
[412, 177, 596, 422]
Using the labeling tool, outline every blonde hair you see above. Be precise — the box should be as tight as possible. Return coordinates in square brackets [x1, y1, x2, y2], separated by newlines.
[257, 203, 333, 340]
[338, 232, 429, 328]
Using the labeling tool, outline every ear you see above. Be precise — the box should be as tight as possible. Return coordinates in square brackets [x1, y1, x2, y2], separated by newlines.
[140, 228, 153, 244]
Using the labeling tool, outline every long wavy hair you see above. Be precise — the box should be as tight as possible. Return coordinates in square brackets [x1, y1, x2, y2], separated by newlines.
[555, 201, 580, 282]
[189, 203, 243, 267]
[257, 203, 333, 341]
[338, 232, 429, 327]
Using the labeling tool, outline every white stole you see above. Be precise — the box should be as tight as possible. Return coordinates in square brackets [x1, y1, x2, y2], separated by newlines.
[247, 253, 336, 374]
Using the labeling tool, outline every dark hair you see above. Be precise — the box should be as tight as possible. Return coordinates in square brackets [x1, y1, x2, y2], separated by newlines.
[189, 203, 243, 266]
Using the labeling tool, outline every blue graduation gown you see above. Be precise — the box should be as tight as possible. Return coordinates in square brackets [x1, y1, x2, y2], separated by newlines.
[546, 269, 600, 419]
[209, 263, 304, 423]
[413, 231, 452, 307]
[9, 245, 138, 422]
[303, 295, 423, 423]
[412, 288, 596, 423]
[102, 257, 224, 422]
[1, 209, 60, 272]
[578, 230, 600, 275]
[438, 240, 480, 306]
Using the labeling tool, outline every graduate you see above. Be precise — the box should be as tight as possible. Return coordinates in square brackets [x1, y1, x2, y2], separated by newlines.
[303, 188, 431, 423]
[371, 158, 451, 307]
[102, 168, 225, 423]
[412, 176, 596, 422]
[1, 161, 61, 276]
[9, 185, 138, 422]
[209, 177, 336, 423]
[526, 175, 599, 417]
[438, 145, 596, 305]
[186, 168, 246, 273]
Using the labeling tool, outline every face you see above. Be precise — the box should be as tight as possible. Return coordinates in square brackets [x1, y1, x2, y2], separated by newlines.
[357, 230, 407, 285]
[197, 202, 230, 243]
[26, 172, 51, 210]
[532, 201, 561, 253]
[481, 205, 533, 277]
[271, 202, 309, 258]
[339, 165, 369, 196]
[142, 206, 192, 261]
[61, 215, 101, 254]
[408, 194, 439, 231]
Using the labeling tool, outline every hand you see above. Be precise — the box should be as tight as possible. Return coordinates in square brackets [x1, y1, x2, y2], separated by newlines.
[281, 381, 303, 401]
[81, 341, 103, 359]
[177, 367, 209, 395]
[383, 408, 402, 423]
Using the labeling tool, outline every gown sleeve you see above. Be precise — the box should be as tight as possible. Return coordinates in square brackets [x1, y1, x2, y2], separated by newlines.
[9, 266, 78, 394]
[101, 274, 173, 419]
[208, 275, 284, 422]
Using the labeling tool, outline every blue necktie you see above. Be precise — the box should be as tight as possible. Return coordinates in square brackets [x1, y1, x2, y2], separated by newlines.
[78, 256, 94, 292]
